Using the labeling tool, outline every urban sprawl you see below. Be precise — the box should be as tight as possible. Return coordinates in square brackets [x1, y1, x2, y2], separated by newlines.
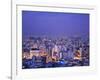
[22, 36, 89, 69]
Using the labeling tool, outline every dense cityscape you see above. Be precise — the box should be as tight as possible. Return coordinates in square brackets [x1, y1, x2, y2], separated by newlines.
[22, 36, 89, 69]
[22, 11, 89, 69]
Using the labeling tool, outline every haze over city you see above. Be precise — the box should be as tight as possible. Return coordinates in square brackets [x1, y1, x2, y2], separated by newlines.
[22, 11, 89, 69]
[22, 11, 89, 38]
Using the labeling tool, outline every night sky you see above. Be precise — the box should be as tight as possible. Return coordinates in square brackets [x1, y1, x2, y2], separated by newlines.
[22, 11, 89, 38]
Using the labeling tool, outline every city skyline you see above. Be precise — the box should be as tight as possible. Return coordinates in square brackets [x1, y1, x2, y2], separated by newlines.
[22, 11, 90, 68]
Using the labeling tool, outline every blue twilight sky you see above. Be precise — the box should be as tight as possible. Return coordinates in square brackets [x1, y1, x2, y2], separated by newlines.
[22, 11, 89, 38]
